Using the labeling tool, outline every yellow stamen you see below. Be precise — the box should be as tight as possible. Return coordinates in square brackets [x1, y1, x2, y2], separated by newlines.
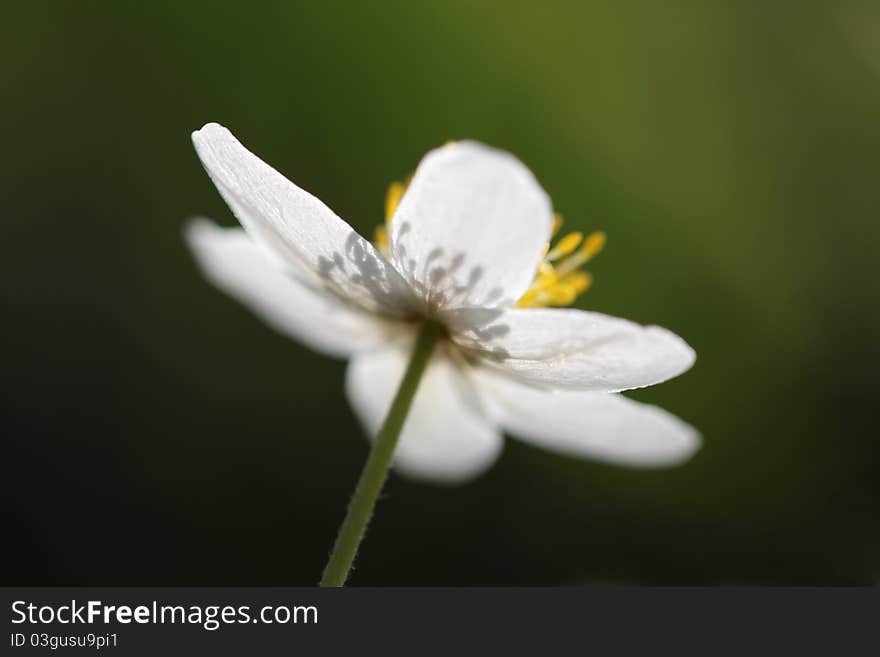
[537, 268, 558, 288]
[555, 230, 606, 276]
[581, 230, 606, 259]
[546, 284, 578, 306]
[546, 231, 583, 261]
[517, 288, 540, 307]
[385, 181, 406, 223]
[516, 223, 605, 308]
[551, 213, 563, 236]
[561, 270, 592, 295]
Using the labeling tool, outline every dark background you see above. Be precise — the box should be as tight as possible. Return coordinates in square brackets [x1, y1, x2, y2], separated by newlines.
[3, 1, 878, 585]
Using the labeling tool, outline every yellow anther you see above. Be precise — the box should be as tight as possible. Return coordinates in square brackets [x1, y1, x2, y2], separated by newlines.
[554, 230, 606, 276]
[547, 232, 583, 261]
[537, 269, 559, 288]
[516, 288, 540, 307]
[385, 181, 406, 223]
[546, 284, 578, 306]
[580, 230, 606, 259]
[517, 218, 604, 307]
[551, 213, 563, 236]
[561, 270, 592, 294]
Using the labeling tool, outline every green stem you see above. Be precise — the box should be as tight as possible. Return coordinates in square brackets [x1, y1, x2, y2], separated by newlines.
[320, 319, 443, 587]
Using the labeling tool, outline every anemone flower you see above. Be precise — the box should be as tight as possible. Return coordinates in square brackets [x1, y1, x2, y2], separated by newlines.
[186, 123, 699, 585]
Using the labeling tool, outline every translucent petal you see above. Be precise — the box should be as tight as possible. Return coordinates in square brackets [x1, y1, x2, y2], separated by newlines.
[389, 141, 552, 311]
[477, 369, 701, 467]
[187, 220, 404, 357]
[192, 123, 416, 317]
[446, 307, 695, 392]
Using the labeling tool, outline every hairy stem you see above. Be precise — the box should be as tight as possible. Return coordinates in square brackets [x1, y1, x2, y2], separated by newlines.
[320, 319, 442, 587]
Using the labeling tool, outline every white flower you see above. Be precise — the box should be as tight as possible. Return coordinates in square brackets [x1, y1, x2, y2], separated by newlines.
[186, 123, 700, 484]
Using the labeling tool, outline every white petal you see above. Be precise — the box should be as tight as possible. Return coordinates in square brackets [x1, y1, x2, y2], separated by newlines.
[389, 141, 552, 311]
[192, 123, 415, 316]
[446, 307, 695, 392]
[477, 369, 701, 467]
[346, 346, 502, 484]
[186, 220, 405, 357]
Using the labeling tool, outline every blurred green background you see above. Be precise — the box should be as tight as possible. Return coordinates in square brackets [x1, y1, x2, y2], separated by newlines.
[3, 1, 879, 584]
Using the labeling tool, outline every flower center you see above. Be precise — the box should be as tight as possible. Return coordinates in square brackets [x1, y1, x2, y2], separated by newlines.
[372, 180, 605, 308]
